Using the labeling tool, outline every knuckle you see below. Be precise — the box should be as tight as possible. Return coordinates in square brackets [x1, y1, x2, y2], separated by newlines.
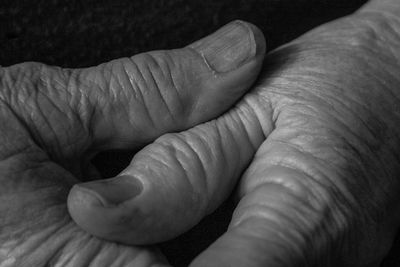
[233, 183, 327, 266]
[125, 51, 188, 124]
[153, 132, 210, 214]
[1, 63, 40, 108]
[1, 63, 88, 158]
[234, 172, 351, 266]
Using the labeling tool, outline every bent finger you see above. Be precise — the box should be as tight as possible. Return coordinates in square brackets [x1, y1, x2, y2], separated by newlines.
[2, 20, 265, 159]
[67, 91, 273, 244]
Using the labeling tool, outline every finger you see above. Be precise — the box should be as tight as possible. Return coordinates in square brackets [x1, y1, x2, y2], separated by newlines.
[0, 113, 172, 267]
[86, 20, 265, 149]
[189, 116, 396, 267]
[67, 89, 274, 244]
[4, 20, 265, 156]
[189, 137, 331, 267]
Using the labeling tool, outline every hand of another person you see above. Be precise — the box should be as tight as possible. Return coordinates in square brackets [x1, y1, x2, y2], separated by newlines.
[0, 21, 265, 266]
[67, 1, 400, 266]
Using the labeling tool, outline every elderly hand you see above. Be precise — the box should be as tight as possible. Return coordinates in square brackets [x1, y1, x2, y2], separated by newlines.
[0, 21, 265, 266]
[66, 0, 400, 266]
[188, 2, 400, 266]
[188, 2, 400, 265]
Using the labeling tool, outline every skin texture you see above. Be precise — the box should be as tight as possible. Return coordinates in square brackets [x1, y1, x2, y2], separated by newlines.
[1, 1, 400, 267]
[0, 21, 265, 266]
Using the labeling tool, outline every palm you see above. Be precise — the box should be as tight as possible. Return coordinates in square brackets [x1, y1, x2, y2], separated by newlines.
[0, 158, 167, 266]
[0, 92, 171, 266]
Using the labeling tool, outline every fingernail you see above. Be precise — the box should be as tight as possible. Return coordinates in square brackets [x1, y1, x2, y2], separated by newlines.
[189, 20, 264, 73]
[74, 175, 143, 207]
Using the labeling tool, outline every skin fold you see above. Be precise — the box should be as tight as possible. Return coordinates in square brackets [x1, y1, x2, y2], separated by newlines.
[1, 0, 400, 266]
[0, 21, 265, 266]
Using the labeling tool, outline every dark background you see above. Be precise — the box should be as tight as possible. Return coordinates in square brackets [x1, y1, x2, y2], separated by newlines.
[1, 0, 400, 266]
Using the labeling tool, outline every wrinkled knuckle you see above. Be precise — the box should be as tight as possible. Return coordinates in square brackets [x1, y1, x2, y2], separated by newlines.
[356, 11, 400, 42]
[256, 166, 319, 203]
[128, 52, 188, 123]
[1, 63, 48, 125]
[1, 62, 87, 158]
[345, 21, 380, 50]
[236, 180, 350, 266]
[277, 132, 362, 203]
[152, 133, 210, 215]
[234, 184, 322, 265]
[243, 138, 356, 225]
[244, 159, 335, 218]
[275, 102, 367, 167]
[1, 63, 39, 108]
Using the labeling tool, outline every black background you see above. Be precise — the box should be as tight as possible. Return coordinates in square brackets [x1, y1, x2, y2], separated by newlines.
[1, 0, 400, 266]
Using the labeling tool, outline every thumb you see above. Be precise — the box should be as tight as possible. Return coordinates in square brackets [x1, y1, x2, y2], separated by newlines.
[67, 91, 271, 244]
[75, 20, 266, 150]
[4, 20, 265, 159]
[67, 21, 266, 243]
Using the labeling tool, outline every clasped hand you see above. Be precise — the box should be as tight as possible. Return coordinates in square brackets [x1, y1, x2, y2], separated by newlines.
[1, 1, 400, 266]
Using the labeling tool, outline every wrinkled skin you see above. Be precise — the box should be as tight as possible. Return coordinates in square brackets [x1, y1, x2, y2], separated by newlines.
[2, 1, 400, 267]
[0, 21, 266, 266]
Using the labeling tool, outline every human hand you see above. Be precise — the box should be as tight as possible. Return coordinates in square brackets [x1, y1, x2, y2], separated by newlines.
[67, 1, 400, 266]
[189, 4, 400, 265]
[0, 21, 265, 266]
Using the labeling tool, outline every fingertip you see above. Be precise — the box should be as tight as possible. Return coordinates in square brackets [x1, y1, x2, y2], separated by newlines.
[67, 184, 107, 236]
[189, 20, 266, 73]
[244, 21, 267, 59]
[68, 175, 178, 245]
[67, 180, 141, 243]
[73, 176, 143, 207]
[68, 184, 98, 205]
[184, 21, 266, 125]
